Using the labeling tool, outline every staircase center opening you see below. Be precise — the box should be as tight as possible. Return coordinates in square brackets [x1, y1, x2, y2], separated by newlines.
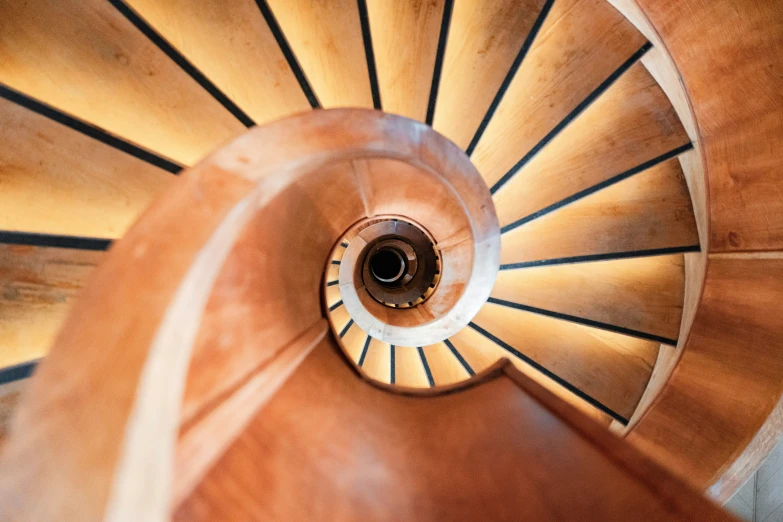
[370, 247, 407, 284]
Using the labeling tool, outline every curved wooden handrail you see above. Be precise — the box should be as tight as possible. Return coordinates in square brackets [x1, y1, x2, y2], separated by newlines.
[613, 0, 783, 501]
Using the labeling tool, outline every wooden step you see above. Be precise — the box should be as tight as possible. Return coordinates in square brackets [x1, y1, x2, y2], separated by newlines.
[366, 0, 447, 122]
[491, 254, 685, 343]
[467, 301, 659, 421]
[123, 0, 314, 124]
[0, 244, 102, 369]
[421, 342, 471, 386]
[500, 156, 699, 267]
[471, 0, 648, 189]
[266, 0, 374, 108]
[432, 0, 549, 149]
[0, 0, 246, 165]
[491, 62, 690, 230]
[394, 346, 430, 388]
[0, 96, 172, 239]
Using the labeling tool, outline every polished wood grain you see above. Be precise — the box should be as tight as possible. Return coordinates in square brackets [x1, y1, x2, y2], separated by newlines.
[176, 339, 733, 521]
[394, 346, 429, 388]
[366, 0, 445, 121]
[471, 0, 647, 188]
[266, 0, 373, 108]
[0, 245, 101, 369]
[422, 342, 470, 385]
[629, 256, 783, 498]
[492, 255, 685, 341]
[432, 0, 546, 149]
[362, 337, 392, 383]
[124, 0, 312, 125]
[472, 302, 658, 420]
[0, 97, 172, 238]
[0, 0, 246, 165]
[500, 157, 699, 265]
[492, 62, 689, 229]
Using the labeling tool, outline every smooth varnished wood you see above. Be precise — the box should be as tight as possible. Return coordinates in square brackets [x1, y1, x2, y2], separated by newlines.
[500, 157, 698, 265]
[394, 346, 429, 388]
[432, 0, 547, 149]
[123, 0, 312, 125]
[366, 0, 445, 121]
[0, 97, 172, 238]
[472, 302, 658, 420]
[492, 255, 685, 342]
[0, 244, 101, 369]
[492, 62, 690, 229]
[471, 0, 647, 188]
[362, 338, 392, 383]
[266, 0, 373, 108]
[422, 342, 470, 386]
[0, 0, 246, 165]
[176, 339, 733, 521]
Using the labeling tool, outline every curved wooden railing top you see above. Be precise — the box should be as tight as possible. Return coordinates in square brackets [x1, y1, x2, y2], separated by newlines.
[613, 0, 783, 502]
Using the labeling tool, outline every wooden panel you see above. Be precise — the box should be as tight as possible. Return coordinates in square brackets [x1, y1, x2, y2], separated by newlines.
[471, 0, 647, 188]
[176, 339, 732, 520]
[362, 338, 391, 383]
[472, 303, 658, 420]
[492, 62, 689, 228]
[0, 245, 101, 368]
[0, 0, 246, 165]
[500, 157, 699, 265]
[636, 0, 783, 252]
[124, 0, 312, 125]
[422, 342, 470, 386]
[366, 0, 445, 121]
[629, 256, 783, 495]
[341, 326, 368, 364]
[266, 0, 373, 108]
[624, 344, 676, 432]
[394, 346, 429, 388]
[448, 326, 615, 426]
[492, 255, 685, 341]
[327, 304, 351, 335]
[0, 97, 172, 238]
[432, 0, 546, 149]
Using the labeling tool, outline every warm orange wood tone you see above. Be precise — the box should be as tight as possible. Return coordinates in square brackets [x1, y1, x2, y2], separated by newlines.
[0, 97, 172, 238]
[492, 255, 685, 341]
[422, 342, 470, 385]
[124, 0, 312, 125]
[500, 157, 699, 265]
[362, 337, 392, 383]
[176, 339, 734, 521]
[471, 0, 647, 188]
[432, 0, 546, 149]
[0, 0, 246, 165]
[0, 245, 101, 369]
[492, 62, 690, 228]
[624, 343, 676, 432]
[0, 380, 26, 452]
[394, 346, 429, 388]
[366, 0, 445, 121]
[471, 302, 658, 420]
[266, 0, 373, 108]
[629, 256, 783, 497]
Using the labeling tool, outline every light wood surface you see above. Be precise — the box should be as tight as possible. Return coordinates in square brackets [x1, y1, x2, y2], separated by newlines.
[500, 157, 699, 265]
[0, 0, 246, 165]
[0, 244, 101, 369]
[366, 0, 445, 121]
[0, 97, 172, 238]
[362, 338, 392, 383]
[471, 0, 646, 188]
[394, 346, 429, 388]
[266, 0, 373, 108]
[432, 0, 546, 149]
[492, 255, 685, 342]
[422, 342, 470, 386]
[492, 62, 689, 229]
[124, 0, 312, 125]
[175, 339, 733, 521]
[472, 302, 658, 420]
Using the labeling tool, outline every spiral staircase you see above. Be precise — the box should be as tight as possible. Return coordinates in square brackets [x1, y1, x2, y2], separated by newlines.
[0, 0, 781, 519]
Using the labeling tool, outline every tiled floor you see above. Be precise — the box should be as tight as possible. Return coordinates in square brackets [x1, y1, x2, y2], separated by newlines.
[725, 436, 783, 522]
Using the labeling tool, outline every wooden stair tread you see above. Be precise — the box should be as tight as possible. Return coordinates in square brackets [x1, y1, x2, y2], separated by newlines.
[266, 0, 373, 108]
[500, 156, 699, 265]
[491, 254, 685, 342]
[394, 346, 430, 388]
[422, 342, 471, 386]
[0, 0, 246, 165]
[124, 0, 312, 125]
[471, 0, 647, 188]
